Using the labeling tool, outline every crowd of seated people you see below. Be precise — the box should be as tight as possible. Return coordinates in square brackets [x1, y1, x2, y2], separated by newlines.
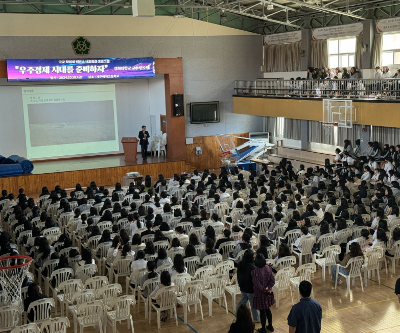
[0, 157, 399, 331]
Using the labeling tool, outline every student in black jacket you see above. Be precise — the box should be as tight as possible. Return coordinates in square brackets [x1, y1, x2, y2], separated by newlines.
[235, 249, 260, 322]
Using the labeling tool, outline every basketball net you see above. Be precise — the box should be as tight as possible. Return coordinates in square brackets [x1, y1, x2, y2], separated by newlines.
[0, 255, 33, 305]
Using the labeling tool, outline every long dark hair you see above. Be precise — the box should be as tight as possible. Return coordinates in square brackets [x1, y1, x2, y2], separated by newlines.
[235, 304, 255, 332]
[172, 254, 185, 273]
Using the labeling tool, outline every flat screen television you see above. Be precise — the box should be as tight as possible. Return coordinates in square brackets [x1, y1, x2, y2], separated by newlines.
[190, 101, 220, 124]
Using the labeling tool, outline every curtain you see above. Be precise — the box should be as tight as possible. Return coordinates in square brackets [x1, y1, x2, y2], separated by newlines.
[310, 39, 328, 69]
[355, 35, 363, 70]
[264, 116, 276, 138]
[284, 118, 301, 140]
[337, 124, 362, 147]
[308, 121, 323, 144]
[371, 126, 400, 147]
[264, 42, 301, 72]
[372, 33, 383, 68]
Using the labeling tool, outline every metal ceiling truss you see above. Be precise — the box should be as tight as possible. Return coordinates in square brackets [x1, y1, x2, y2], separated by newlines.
[0, 0, 399, 34]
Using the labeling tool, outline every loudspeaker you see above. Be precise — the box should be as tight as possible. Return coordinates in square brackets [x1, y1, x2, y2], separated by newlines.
[132, 0, 155, 17]
[173, 94, 184, 116]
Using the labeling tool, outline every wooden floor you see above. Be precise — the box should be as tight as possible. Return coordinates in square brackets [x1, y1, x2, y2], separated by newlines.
[61, 267, 400, 333]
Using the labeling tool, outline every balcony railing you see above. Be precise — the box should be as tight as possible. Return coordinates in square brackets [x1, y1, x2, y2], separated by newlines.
[234, 79, 400, 100]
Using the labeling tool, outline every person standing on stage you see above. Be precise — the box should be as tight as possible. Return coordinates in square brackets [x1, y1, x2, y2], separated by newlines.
[138, 125, 150, 160]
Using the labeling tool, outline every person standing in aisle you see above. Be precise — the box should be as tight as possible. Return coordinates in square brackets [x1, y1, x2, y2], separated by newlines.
[138, 125, 149, 160]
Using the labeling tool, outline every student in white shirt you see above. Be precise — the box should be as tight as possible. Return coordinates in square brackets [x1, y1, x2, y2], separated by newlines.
[384, 157, 394, 175]
[370, 168, 380, 184]
[128, 213, 143, 237]
[191, 170, 201, 181]
[333, 148, 342, 165]
[341, 152, 354, 165]
[367, 157, 378, 171]
[130, 251, 148, 286]
[361, 166, 372, 181]
[219, 187, 230, 201]
[293, 226, 311, 252]
[168, 254, 187, 277]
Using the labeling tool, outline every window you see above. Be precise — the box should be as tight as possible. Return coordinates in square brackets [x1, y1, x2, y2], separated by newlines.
[382, 33, 400, 66]
[328, 37, 356, 69]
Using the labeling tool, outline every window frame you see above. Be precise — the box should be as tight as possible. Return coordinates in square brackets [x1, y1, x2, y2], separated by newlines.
[382, 33, 400, 66]
[327, 37, 356, 69]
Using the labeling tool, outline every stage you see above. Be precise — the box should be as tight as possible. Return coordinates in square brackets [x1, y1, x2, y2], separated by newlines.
[0, 154, 189, 195]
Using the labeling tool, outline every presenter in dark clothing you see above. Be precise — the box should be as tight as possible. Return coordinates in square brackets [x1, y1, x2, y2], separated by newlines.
[138, 125, 150, 160]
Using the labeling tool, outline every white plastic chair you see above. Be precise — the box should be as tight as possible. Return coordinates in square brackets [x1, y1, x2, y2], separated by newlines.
[94, 242, 112, 276]
[224, 273, 241, 312]
[291, 235, 316, 266]
[149, 285, 179, 329]
[126, 268, 147, 301]
[57, 279, 83, 317]
[201, 274, 228, 317]
[138, 276, 159, 319]
[274, 255, 296, 271]
[218, 241, 237, 260]
[27, 298, 54, 324]
[272, 267, 295, 308]
[202, 253, 222, 266]
[177, 280, 204, 324]
[0, 305, 21, 331]
[109, 258, 132, 285]
[386, 240, 400, 274]
[156, 264, 173, 275]
[106, 295, 135, 333]
[40, 317, 70, 333]
[95, 284, 122, 311]
[363, 247, 382, 287]
[183, 256, 200, 276]
[334, 256, 364, 295]
[39, 259, 60, 296]
[76, 301, 104, 333]
[315, 233, 334, 254]
[278, 229, 301, 248]
[11, 324, 39, 333]
[84, 276, 108, 290]
[167, 248, 184, 262]
[215, 260, 234, 281]
[75, 264, 97, 285]
[314, 245, 341, 281]
[49, 268, 74, 314]
[193, 266, 215, 289]
[68, 290, 95, 333]
[171, 273, 191, 296]
[290, 263, 316, 301]
[153, 240, 169, 251]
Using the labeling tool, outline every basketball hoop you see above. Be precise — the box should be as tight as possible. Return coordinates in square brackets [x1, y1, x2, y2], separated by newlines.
[0, 255, 33, 305]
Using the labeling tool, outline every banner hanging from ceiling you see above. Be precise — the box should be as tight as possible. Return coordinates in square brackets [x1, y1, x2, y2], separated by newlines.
[376, 17, 400, 33]
[263, 31, 302, 45]
[312, 23, 363, 40]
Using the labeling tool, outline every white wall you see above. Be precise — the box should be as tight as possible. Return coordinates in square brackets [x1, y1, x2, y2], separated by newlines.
[148, 75, 166, 136]
[263, 71, 307, 80]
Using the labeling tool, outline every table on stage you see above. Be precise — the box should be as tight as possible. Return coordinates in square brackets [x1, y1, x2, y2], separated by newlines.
[122, 176, 144, 187]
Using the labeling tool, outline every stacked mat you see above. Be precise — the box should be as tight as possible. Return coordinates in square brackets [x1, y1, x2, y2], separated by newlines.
[0, 155, 34, 177]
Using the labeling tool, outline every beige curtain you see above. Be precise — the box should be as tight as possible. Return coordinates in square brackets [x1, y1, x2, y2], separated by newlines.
[264, 42, 301, 72]
[311, 39, 328, 69]
[264, 116, 276, 138]
[337, 125, 362, 147]
[371, 126, 400, 146]
[284, 118, 301, 140]
[372, 33, 383, 68]
[355, 35, 363, 70]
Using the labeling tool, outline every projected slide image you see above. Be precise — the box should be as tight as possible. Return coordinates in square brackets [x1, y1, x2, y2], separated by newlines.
[28, 100, 116, 147]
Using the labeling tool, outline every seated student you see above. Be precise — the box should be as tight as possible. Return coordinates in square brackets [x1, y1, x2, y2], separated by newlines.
[274, 243, 292, 265]
[174, 226, 189, 243]
[24, 283, 48, 322]
[293, 226, 311, 252]
[331, 242, 363, 284]
[51, 254, 71, 287]
[79, 248, 96, 266]
[156, 248, 173, 268]
[129, 250, 147, 286]
[139, 261, 159, 297]
[201, 225, 216, 243]
[230, 233, 252, 259]
[141, 221, 155, 239]
[300, 205, 316, 220]
[149, 271, 174, 322]
[153, 230, 168, 243]
[184, 244, 197, 258]
[128, 213, 143, 237]
[268, 213, 284, 240]
[281, 219, 300, 244]
[200, 238, 218, 261]
[256, 235, 273, 259]
[168, 254, 187, 277]
[180, 210, 195, 223]
[215, 229, 233, 250]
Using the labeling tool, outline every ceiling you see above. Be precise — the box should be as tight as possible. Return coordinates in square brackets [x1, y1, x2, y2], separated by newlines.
[0, 0, 399, 34]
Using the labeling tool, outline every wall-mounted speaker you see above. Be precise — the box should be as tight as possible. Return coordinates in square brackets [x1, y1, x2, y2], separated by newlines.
[173, 94, 184, 116]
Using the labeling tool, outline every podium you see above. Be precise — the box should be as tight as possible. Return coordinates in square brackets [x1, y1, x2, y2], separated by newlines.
[121, 137, 139, 162]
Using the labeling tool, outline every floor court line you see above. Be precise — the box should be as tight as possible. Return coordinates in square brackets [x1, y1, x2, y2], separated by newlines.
[177, 315, 199, 333]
